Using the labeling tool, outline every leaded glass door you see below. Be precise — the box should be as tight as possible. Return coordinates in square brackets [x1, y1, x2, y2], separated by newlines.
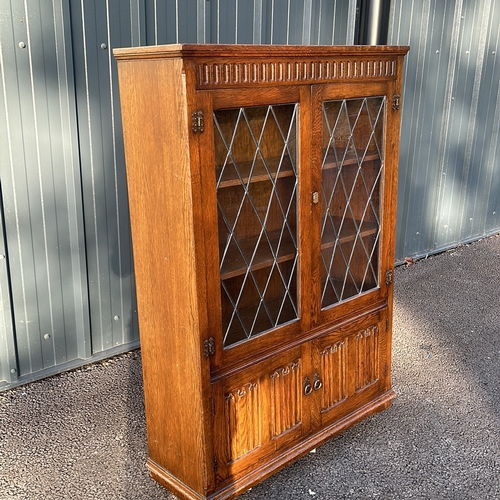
[318, 95, 386, 312]
[213, 103, 299, 349]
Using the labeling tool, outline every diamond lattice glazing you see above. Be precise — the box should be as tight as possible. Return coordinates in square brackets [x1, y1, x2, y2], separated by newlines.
[320, 97, 385, 309]
[214, 104, 299, 348]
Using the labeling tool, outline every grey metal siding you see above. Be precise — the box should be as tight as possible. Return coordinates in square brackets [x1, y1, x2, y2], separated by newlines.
[0, 0, 90, 386]
[0, 193, 16, 385]
[390, 0, 500, 259]
[0, 1, 357, 390]
[143, 0, 356, 45]
[146, 0, 203, 44]
[69, 0, 141, 356]
[2, 0, 500, 390]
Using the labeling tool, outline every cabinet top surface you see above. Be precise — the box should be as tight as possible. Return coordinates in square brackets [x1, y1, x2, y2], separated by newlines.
[114, 43, 409, 61]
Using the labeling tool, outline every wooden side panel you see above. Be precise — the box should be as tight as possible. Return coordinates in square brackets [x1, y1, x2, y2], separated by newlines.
[115, 57, 209, 495]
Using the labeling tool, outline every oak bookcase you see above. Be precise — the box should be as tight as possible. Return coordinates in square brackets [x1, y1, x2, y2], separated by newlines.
[114, 44, 409, 500]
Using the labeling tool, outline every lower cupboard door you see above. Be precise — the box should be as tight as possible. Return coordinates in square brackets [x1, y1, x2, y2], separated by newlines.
[212, 347, 307, 485]
[311, 309, 390, 429]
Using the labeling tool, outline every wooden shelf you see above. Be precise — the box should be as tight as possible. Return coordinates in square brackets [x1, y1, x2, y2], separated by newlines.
[217, 154, 295, 188]
[321, 217, 378, 249]
[220, 228, 297, 280]
[322, 149, 380, 171]
[223, 296, 298, 347]
[220, 217, 377, 281]
[321, 281, 367, 307]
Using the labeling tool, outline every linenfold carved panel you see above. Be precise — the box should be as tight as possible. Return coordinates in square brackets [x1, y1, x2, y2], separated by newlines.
[196, 59, 397, 88]
[319, 341, 348, 412]
[270, 361, 302, 437]
[355, 325, 379, 391]
[225, 381, 261, 461]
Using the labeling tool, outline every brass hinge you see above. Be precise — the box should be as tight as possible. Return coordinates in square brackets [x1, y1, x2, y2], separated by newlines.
[385, 270, 393, 286]
[214, 455, 218, 472]
[203, 337, 215, 357]
[192, 110, 204, 133]
[386, 317, 389, 332]
[392, 94, 401, 111]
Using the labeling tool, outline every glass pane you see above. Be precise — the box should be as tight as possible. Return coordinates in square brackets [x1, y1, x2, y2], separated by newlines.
[320, 97, 385, 309]
[214, 104, 299, 348]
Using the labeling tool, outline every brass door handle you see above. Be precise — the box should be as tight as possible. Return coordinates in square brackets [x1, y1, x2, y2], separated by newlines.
[313, 373, 322, 391]
[304, 376, 313, 396]
[304, 374, 322, 395]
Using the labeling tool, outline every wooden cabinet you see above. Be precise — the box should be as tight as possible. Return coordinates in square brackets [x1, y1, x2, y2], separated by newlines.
[114, 44, 409, 500]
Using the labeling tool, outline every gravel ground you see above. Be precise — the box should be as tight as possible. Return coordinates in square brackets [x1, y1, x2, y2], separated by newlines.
[1, 235, 500, 500]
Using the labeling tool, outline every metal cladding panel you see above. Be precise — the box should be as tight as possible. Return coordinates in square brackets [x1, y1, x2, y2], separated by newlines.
[265, 0, 353, 45]
[69, 0, 141, 356]
[0, 195, 16, 385]
[144, 0, 354, 45]
[13, 0, 497, 390]
[310, 0, 352, 45]
[0, 0, 354, 390]
[0, 0, 90, 386]
[145, 0, 204, 44]
[390, 0, 500, 260]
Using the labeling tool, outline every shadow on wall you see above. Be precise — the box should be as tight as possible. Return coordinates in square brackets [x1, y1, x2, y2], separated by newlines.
[0, 0, 141, 387]
[70, 0, 139, 354]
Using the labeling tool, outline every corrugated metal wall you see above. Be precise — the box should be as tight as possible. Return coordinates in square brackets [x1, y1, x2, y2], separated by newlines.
[69, 1, 141, 358]
[0, 1, 91, 386]
[0, 0, 357, 390]
[143, 0, 355, 45]
[1, 0, 500, 390]
[390, 0, 500, 259]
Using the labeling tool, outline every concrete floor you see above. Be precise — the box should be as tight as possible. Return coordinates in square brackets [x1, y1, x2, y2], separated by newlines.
[1, 235, 500, 499]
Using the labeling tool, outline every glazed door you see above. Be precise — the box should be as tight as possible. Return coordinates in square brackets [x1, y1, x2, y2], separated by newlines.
[311, 83, 395, 326]
[199, 86, 313, 370]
